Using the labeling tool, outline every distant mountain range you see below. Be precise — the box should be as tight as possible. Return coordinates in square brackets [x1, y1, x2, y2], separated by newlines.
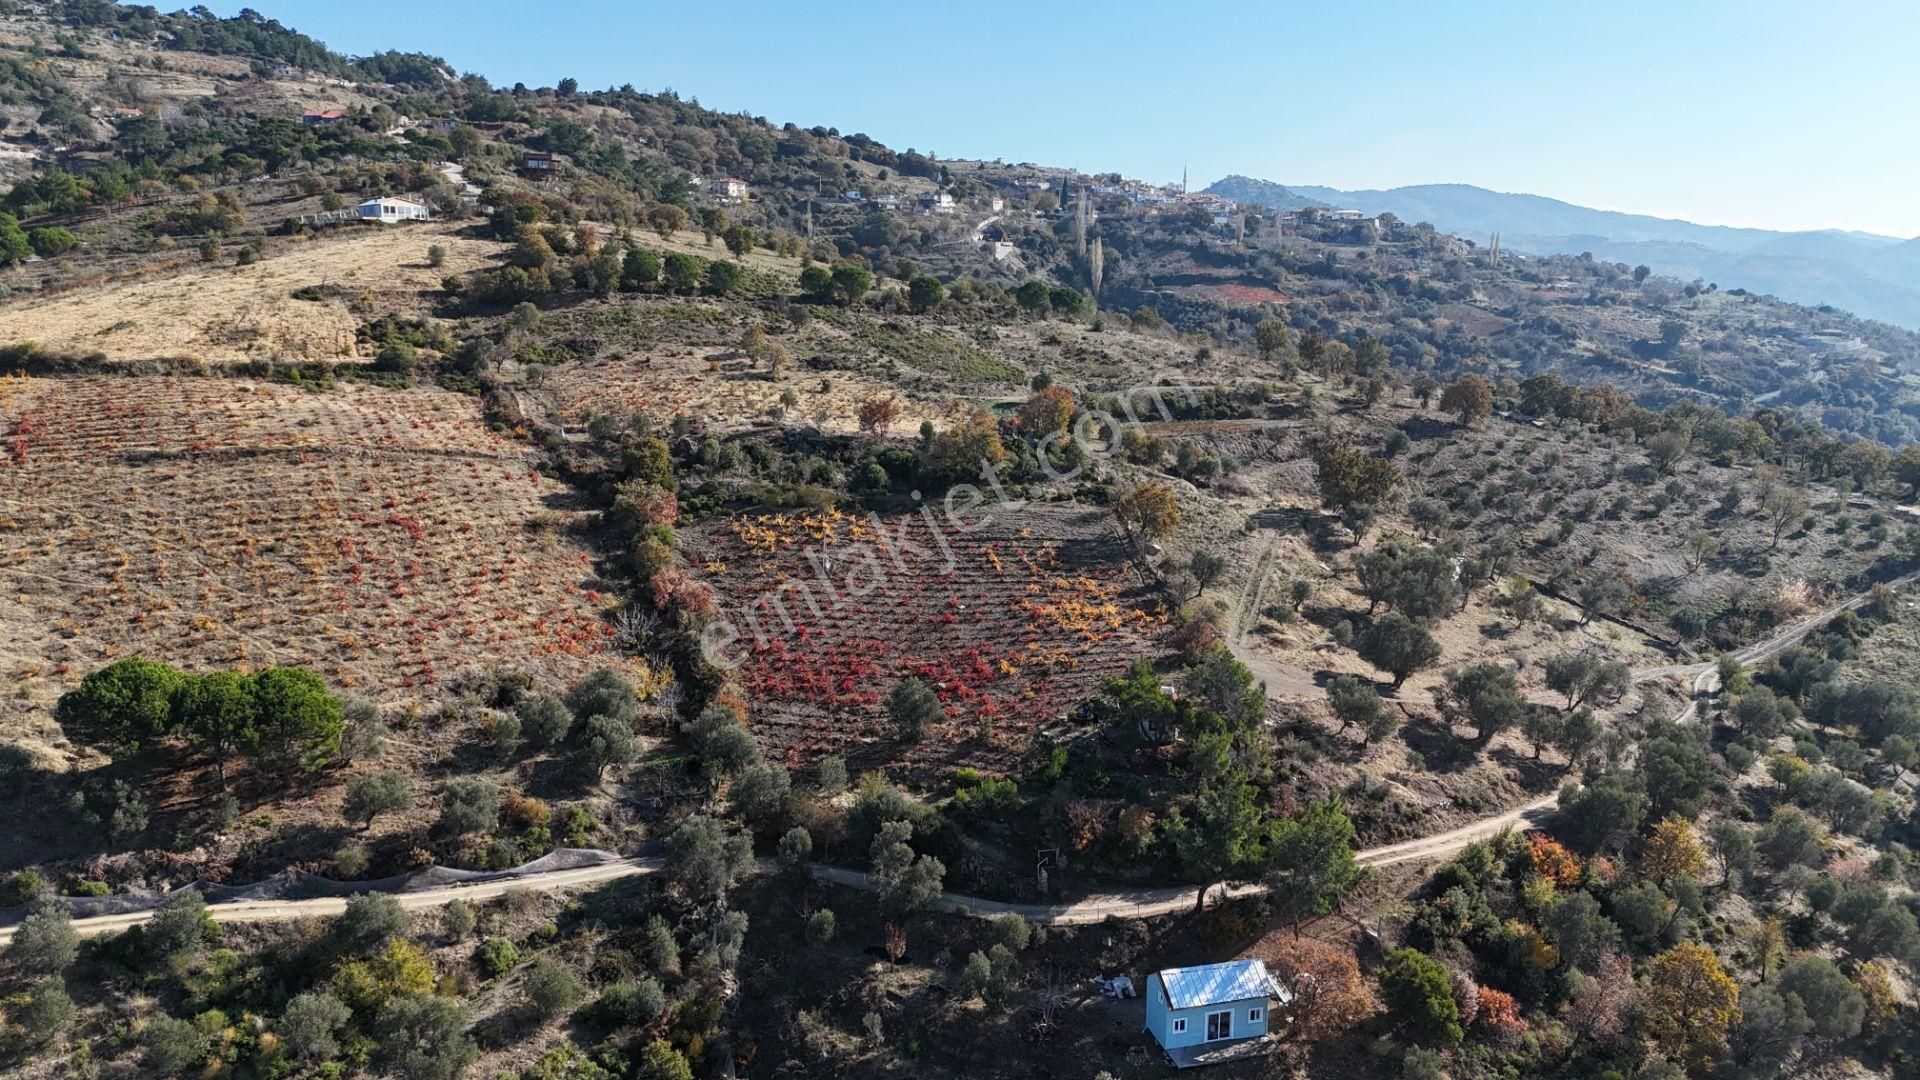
[1206, 176, 1920, 329]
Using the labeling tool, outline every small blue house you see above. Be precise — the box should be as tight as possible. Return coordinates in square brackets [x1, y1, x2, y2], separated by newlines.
[1144, 959, 1286, 1068]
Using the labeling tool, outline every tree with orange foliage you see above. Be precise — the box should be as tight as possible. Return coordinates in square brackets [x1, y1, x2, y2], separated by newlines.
[1644, 943, 1740, 1072]
[1439, 374, 1493, 428]
[1526, 833, 1584, 890]
[649, 568, 715, 622]
[1014, 385, 1075, 439]
[612, 479, 678, 531]
[1254, 934, 1377, 1043]
[922, 408, 1009, 478]
[1112, 481, 1179, 547]
[857, 395, 902, 437]
[1641, 815, 1707, 884]
[1476, 986, 1527, 1038]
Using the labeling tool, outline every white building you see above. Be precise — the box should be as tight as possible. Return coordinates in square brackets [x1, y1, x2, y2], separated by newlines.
[357, 196, 431, 223]
[714, 177, 750, 202]
[920, 191, 955, 214]
[1144, 959, 1286, 1068]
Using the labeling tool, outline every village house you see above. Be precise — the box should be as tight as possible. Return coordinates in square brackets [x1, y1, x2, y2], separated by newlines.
[522, 150, 556, 175]
[841, 189, 863, 202]
[357, 196, 431, 223]
[989, 195, 1005, 212]
[301, 108, 345, 127]
[713, 177, 750, 202]
[1144, 959, 1285, 1068]
[920, 191, 955, 214]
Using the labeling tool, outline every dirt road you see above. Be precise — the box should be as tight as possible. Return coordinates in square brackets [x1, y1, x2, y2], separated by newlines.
[0, 859, 659, 943]
[6, 571, 1907, 943]
[1634, 568, 1918, 687]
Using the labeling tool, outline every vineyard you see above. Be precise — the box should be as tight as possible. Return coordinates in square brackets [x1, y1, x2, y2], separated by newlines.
[0, 374, 615, 707]
[686, 504, 1165, 773]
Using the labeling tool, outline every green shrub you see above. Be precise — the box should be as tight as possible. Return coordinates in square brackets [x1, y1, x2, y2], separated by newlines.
[474, 936, 519, 978]
[522, 956, 582, 1019]
[27, 226, 76, 257]
[3, 870, 44, 906]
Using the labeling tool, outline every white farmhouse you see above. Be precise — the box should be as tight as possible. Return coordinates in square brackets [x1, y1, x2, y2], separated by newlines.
[357, 196, 431, 223]
[1144, 959, 1285, 1068]
[714, 177, 750, 202]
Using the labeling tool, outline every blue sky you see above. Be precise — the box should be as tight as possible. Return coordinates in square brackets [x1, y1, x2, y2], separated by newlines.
[212, 0, 1920, 237]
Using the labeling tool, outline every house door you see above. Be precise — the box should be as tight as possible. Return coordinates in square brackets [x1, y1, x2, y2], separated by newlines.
[1206, 1010, 1233, 1041]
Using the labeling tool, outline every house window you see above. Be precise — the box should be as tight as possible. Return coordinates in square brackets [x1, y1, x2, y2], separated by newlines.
[1171, 1018, 1186, 1034]
[1248, 1007, 1263, 1023]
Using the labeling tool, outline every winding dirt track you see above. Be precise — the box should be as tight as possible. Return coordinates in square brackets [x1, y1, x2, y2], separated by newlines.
[5, 572, 1908, 943]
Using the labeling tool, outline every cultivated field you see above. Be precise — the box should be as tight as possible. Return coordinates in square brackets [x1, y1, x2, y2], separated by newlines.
[685, 504, 1164, 773]
[0, 375, 616, 742]
[536, 348, 952, 437]
[0, 224, 500, 365]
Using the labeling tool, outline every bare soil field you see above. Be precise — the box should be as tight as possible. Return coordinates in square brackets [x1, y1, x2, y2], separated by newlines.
[0, 375, 616, 735]
[0, 223, 499, 364]
[683, 504, 1164, 775]
[534, 349, 953, 438]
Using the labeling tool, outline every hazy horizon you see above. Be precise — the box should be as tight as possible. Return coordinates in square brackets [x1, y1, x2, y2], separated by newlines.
[198, 0, 1920, 238]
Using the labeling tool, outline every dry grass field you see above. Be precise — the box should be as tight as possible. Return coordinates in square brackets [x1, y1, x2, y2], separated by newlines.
[0, 375, 618, 751]
[0, 224, 500, 365]
[535, 349, 954, 437]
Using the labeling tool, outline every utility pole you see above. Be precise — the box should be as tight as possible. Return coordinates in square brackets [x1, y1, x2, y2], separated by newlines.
[804, 199, 813, 248]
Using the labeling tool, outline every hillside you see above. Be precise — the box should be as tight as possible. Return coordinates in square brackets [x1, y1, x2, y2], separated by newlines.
[1209, 175, 1920, 329]
[0, 5, 1917, 1080]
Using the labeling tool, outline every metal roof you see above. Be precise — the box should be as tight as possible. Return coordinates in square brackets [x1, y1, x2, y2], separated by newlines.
[1154, 959, 1283, 1010]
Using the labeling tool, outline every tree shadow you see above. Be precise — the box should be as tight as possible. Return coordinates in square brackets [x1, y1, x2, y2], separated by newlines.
[1485, 743, 1568, 791]
[1247, 506, 1313, 533]
[239, 821, 357, 877]
[1399, 416, 1456, 443]
[522, 755, 597, 802]
[1398, 715, 1479, 772]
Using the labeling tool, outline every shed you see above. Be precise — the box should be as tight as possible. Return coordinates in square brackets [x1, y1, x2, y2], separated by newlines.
[1144, 959, 1284, 1068]
[357, 196, 431, 223]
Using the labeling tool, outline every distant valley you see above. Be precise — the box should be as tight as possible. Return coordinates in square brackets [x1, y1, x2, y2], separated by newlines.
[1209, 176, 1920, 328]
